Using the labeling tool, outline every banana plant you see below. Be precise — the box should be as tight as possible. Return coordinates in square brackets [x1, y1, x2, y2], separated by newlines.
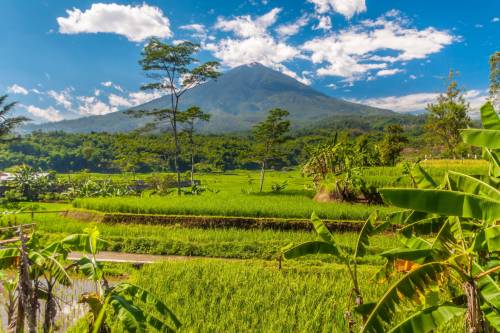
[360, 102, 500, 333]
[73, 227, 181, 333]
[0, 226, 104, 332]
[282, 211, 388, 331]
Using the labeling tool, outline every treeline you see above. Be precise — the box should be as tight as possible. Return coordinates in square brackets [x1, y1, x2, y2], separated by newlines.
[0, 129, 405, 173]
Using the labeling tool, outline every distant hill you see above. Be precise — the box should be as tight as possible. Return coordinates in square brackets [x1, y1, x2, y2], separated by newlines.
[24, 63, 402, 134]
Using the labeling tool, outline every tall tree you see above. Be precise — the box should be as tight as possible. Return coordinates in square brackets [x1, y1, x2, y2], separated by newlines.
[179, 106, 210, 185]
[489, 51, 500, 110]
[378, 124, 408, 166]
[253, 108, 290, 192]
[425, 70, 471, 158]
[128, 39, 220, 195]
[0, 95, 29, 142]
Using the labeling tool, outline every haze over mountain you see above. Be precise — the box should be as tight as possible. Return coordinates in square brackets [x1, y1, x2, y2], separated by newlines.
[24, 63, 398, 133]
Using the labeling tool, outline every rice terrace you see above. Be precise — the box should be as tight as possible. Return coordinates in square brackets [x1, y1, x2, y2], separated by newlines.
[0, 1, 499, 332]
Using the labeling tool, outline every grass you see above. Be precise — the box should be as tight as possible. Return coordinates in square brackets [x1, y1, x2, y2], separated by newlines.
[128, 259, 464, 333]
[2, 206, 398, 262]
[73, 193, 396, 221]
[71, 161, 488, 221]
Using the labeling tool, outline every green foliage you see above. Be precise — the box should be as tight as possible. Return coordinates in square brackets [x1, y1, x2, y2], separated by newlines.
[363, 102, 500, 333]
[253, 108, 291, 191]
[378, 124, 409, 166]
[489, 52, 500, 110]
[425, 70, 472, 158]
[0, 94, 30, 142]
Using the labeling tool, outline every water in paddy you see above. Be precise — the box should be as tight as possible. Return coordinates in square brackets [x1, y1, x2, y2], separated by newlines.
[0, 277, 120, 332]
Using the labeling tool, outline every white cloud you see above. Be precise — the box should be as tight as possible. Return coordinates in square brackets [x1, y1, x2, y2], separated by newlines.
[275, 65, 312, 85]
[409, 74, 417, 80]
[351, 90, 488, 113]
[23, 105, 64, 122]
[308, 0, 366, 19]
[314, 16, 332, 30]
[108, 94, 132, 108]
[76, 96, 117, 116]
[302, 11, 455, 80]
[180, 23, 205, 34]
[7, 84, 29, 95]
[206, 36, 299, 68]
[214, 8, 281, 38]
[101, 81, 123, 92]
[48, 89, 73, 110]
[276, 15, 309, 38]
[109, 91, 163, 108]
[492, 17, 500, 23]
[180, 23, 206, 40]
[57, 3, 172, 42]
[207, 8, 302, 83]
[376, 68, 403, 76]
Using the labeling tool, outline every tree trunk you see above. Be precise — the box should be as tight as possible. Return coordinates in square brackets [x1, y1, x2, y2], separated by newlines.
[18, 227, 36, 333]
[464, 280, 485, 333]
[43, 283, 56, 333]
[172, 114, 181, 196]
[259, 161, 265, 192]
[190, 148, 195, 186]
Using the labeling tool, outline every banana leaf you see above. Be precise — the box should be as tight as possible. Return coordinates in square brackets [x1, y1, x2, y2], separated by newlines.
[461, 129, 500, 149]
[379, 188, 500, 222]
[412, 164, 437, 189]
[361, 262, 447, 333]
[480, 102, 500, 130]
[283, 241, 339, 259]
[447, 171, 500, 201]
[387, 301, 466, 333]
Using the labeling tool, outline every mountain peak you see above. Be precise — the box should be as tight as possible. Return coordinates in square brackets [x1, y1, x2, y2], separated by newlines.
[24, 63, 396, 134]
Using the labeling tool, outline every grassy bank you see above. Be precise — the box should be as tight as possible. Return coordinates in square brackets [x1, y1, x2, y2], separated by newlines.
[5, 208, 398, 262]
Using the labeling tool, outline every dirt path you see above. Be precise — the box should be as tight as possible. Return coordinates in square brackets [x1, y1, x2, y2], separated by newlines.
[68, 251, 201, 264]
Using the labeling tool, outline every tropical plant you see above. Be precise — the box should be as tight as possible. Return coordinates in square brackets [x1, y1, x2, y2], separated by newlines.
[9, 165, 57, 201]
[377, 124, 408, 166]
[489, 52, 500, 110]
[179, 106, 211, 185]
[127, 39, 220, 195]
[253, 108, 291, 192]
[63, 178, 135, 199]
[0, 95, 30, 142]
[360, 102, 500, 333]
[74, 227, 181, 332]
[425, 70, 471, 158]
[282, 211, 388, 332]
[0, 225, 92, 332]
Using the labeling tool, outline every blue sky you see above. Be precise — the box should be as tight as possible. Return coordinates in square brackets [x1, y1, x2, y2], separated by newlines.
[0, 0, 498, 122]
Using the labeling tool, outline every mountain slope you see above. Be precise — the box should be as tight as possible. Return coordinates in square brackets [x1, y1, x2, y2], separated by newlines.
[24, 63, 397, 133]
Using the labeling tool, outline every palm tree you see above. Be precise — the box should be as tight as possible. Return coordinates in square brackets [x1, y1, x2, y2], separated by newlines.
[0, 94, 30, 141]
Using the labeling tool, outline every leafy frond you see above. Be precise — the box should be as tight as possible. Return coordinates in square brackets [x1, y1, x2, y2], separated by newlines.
[461, 129, 500, 149]
[310, 212, 335, 244]
[446, 171, 500, 201]
[387, 300, 466, 333]
[283, 241, 340, 259]
[114, 283, 181, 329]
[354, 211, 384, 259]
[479, 102, 500, 130]
[379, 188, 500, 222]
[361, 262, 447, 333]
[411, 163, 438, 189]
